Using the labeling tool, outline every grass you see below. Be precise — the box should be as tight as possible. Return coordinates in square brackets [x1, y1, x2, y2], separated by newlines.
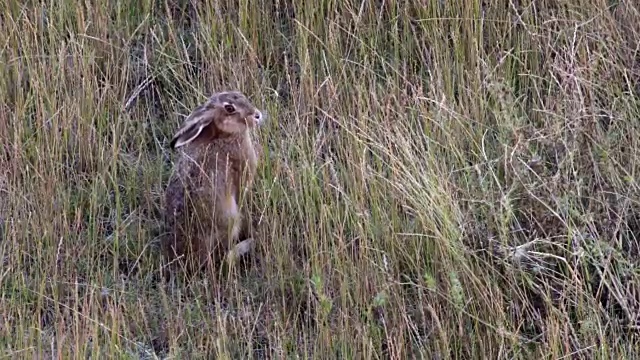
[1, 0, 640, 358]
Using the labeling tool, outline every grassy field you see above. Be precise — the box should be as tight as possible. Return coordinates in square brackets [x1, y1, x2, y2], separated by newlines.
[1, 0, 640, 358]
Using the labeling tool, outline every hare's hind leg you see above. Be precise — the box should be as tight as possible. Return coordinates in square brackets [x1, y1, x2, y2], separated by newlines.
[226, 238, 256, 265]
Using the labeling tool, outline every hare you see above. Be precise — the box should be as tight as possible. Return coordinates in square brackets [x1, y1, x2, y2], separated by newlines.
[162, 90, 263, 274]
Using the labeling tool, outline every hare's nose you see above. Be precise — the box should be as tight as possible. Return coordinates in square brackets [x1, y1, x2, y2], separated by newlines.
[253, 111, 263, 123]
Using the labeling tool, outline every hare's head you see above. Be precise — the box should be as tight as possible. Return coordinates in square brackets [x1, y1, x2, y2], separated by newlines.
[169, 91, 263, 149]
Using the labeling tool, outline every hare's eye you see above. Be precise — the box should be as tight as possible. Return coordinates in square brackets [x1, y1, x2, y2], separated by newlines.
[224, 103, 236, 113]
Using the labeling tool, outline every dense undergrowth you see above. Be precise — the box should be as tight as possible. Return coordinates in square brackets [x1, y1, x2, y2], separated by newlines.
[1, 0, 640, 358]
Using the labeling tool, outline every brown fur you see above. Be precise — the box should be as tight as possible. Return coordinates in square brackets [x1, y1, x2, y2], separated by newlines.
[162, 91, 263, 274]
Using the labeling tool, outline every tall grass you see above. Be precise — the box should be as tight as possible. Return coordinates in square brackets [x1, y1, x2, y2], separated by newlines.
[1, 0, 640, 358]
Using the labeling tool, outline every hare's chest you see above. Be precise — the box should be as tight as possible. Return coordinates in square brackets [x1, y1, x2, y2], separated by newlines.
[245, 139, 258, 174]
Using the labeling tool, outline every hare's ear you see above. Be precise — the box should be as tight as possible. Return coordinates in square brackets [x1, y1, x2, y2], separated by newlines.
[169, 105, 215, 149]
[169, 123, 206, 149]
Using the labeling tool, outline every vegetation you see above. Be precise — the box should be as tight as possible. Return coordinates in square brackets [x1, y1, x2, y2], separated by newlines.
[1, 0, 640, 358]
